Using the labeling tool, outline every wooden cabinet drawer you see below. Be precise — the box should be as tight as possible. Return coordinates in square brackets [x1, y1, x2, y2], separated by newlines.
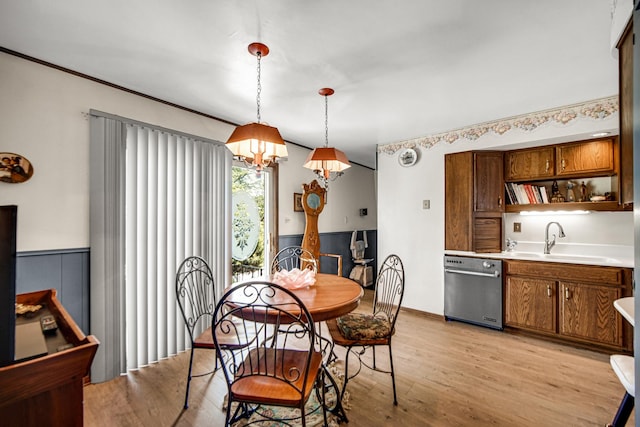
[504, 260, 623, 285]
[473, 217, 501, 253]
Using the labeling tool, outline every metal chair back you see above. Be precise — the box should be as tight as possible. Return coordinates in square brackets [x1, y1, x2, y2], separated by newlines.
[213, 281, 324, 425]
[372, 254, 405, 332]
[176, 256, 216, 343]
[271, 246, 318, 274]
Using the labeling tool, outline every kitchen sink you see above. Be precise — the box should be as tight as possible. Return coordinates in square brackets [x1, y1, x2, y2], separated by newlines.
[542, 253, 622, 264]
[502, 251, 622, 265]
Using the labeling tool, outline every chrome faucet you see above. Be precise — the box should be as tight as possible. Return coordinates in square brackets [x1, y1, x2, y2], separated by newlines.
[544, 221, 566, 254]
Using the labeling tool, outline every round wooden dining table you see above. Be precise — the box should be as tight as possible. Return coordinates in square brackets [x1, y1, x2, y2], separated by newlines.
[227, 273, 364, 322]
[222, 273, 360, 424]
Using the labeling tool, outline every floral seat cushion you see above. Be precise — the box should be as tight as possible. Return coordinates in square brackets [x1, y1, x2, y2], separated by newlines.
[336, 313, 391, 340]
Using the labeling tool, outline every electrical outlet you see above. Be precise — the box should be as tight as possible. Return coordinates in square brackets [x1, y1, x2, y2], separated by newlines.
[514, 222, 522, 232]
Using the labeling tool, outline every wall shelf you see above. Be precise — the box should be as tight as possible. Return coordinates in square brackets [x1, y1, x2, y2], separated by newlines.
[505, 201, 629, 213]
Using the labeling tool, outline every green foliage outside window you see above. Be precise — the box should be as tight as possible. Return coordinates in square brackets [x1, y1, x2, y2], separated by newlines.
[232, 167, 265, 276]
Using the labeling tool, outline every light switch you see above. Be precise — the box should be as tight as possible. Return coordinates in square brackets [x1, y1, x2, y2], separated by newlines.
[423, 200, 430, 209]
[514, 222, 521, 232]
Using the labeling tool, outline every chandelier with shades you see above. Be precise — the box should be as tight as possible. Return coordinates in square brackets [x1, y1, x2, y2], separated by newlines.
[225, 42, 288, 174]
[303, 88, 350, 188]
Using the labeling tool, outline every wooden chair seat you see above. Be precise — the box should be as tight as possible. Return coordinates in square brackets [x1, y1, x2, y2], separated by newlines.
[214, 281, 328, 426]
[193, 327, 215, 349]
[231, 348, 323, 406]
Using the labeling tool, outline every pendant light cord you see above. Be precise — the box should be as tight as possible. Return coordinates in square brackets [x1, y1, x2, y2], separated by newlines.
[324, 94, 329, 148]
[256, 52, 262, 123]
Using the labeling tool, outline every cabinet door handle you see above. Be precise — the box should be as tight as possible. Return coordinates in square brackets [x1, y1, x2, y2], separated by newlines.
[561, 158, 566, 172]
[564, 288, 570, 300]
[545, 159, 550, 172]
[547, 285, 552, 297]
[498, 197, 502, 207]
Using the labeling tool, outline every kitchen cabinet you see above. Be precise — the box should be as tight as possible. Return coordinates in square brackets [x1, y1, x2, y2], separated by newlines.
[504, 146, 555, 181]
[503, 260, 632, 352]
[505, 276, 556, 334]
[555, 138, 615, 177]
[618, 20, 633, 205]
[474, 151, 504, 212]
[559, 281, 622, 347]
[503, 136, 625, 213]
[445, 151, 503, 253]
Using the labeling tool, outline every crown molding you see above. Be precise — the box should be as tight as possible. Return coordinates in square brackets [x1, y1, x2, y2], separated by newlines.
[378, 95, 618, 155]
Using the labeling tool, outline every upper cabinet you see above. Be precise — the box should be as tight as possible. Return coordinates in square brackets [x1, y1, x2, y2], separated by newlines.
[505, 138, 616, 182]
[618, 21, 633, 206]
[445, 151, 503, 253]
[474, 151, 504, 212]
[555, 139, 615, 177]
[505, 146, 555, 181]
[503, 136, 626, 213]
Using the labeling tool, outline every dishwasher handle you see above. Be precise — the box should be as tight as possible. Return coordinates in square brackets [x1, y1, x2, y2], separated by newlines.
[444, 268, 501, 278]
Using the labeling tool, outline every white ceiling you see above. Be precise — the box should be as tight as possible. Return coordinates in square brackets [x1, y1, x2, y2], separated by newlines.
[0, 0, 618, 169]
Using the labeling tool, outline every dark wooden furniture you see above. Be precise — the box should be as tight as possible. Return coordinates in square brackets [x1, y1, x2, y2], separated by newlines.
[504, 260, 633, 352]
[445, 151, 504, 252]
[0, 205, 17, 367]
[0, 289, 99, 427]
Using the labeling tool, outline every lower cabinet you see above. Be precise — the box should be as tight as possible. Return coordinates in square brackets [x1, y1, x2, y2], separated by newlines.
[559, 281, 622, 347]
[504, 260, 632, 352]
[505, 276, 556, 334]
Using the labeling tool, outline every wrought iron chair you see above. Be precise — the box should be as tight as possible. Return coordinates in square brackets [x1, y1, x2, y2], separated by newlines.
[271, 246, 318, 274]
[175, 256, 218, 409]
[213, 281, 327, 427]
[327, 254, 405, 405]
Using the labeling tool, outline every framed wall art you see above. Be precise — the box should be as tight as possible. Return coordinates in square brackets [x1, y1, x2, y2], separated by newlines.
[293, 193, 303, 212]
[0, 153, 34, 183]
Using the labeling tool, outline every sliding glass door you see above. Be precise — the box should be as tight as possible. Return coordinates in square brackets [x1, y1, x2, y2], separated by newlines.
[231, 165, 277, 282]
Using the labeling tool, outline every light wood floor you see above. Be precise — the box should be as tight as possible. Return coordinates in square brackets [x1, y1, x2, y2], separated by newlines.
[84, 290, 634, 426]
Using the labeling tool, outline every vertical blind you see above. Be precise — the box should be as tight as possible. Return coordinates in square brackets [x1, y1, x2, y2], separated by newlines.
[90, 111, 231, 382]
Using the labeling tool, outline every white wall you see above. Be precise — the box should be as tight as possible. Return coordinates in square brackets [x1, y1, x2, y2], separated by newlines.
[278, 143, 377, 236]
[0, 52, 376, 251]
[377, 114, 627, 314]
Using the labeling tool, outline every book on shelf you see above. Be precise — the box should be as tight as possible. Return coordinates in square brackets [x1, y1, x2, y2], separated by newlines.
[524, 184, 537, 204]
[504, 183, 516, 205]
[505, 182, 549, 205]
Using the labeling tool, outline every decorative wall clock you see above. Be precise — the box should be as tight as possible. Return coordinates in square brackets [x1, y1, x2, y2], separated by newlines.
[0, 153, 34, 183]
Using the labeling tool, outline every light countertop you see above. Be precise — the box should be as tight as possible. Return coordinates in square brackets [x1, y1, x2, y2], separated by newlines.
[445, 242, 634, 268]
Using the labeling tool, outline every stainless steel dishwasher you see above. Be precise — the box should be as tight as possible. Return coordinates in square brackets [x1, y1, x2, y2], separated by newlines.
[444, 255, 503, 330]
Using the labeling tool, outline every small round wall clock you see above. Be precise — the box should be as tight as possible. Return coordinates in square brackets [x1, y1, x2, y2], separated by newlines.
[0, 153, 34, 183]
[398, 147, 418, 167]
